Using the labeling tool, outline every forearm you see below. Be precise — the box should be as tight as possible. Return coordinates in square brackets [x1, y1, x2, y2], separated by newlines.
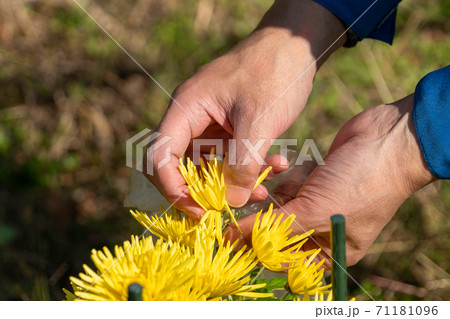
[257, 0, 347, 60]
[231, 0, 347, 77]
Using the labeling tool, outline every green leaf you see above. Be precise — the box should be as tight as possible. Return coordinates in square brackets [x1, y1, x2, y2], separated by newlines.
[264, 277, 288, 292]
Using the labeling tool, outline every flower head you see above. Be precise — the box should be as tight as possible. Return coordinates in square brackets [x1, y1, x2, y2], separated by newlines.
[192, 234, 272, 300]
[64, 236, 203, 301]
[287, 249, 331, 295]
[131, 207, 199, 247]
[65, 216, 272, 300]
[131, 207, 225, 247]
[252, 203, 314, 272]
[179, 155, 227, 212]
[179, 153, 271, 232]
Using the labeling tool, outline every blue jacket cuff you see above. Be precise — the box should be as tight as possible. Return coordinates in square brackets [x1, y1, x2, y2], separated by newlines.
[313, 0, 401, 44]
[413, 65, 450, 179]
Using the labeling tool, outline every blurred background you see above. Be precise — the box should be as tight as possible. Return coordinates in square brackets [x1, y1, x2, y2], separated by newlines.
[0, 0, 448, 301]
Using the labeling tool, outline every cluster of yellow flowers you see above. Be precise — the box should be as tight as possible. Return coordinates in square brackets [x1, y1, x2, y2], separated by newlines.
[64, 154, 332, 301]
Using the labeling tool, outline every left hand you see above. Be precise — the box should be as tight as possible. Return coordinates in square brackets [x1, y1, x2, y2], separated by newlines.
[224, 94, 436, 268]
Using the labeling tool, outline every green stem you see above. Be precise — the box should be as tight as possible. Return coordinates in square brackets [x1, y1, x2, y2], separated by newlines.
[249, 266, 265, 285]
[331, 214, 347, 301]
[281, 291, 290, 301]
[128, 283, 143, 301]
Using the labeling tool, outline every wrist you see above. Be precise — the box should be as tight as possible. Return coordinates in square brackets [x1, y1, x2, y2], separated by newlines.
[256, 0, 347, 67]
[389, 95, 436, 196]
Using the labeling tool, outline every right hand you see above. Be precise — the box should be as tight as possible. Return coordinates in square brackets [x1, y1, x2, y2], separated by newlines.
[145, 0, 347, 219]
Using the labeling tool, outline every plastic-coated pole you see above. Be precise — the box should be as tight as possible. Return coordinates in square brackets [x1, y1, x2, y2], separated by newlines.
[128, 283, 143, 301]
[331, 214, 347, 301]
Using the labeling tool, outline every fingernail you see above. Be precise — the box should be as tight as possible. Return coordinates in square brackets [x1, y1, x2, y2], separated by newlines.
[226, 185, 251, 207]
[255, 185, 268, 198]
[223, 225, 245, 251]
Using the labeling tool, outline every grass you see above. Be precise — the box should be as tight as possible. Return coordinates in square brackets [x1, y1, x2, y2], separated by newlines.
[0, 0, 448, 300]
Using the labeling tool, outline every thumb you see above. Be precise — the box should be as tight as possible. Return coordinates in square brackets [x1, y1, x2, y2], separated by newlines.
[223, 124, 273, 207]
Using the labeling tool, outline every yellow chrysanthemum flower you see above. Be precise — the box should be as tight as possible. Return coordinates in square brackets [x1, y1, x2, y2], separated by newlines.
[131, 207, 225, 247]
[252, 203, 314, 272]
[287, 249, 331, 295]
[192, 234, 272, 300]
[64, 236, 204, 301]
[179, 154, 271, 232]
[131, 207, 199, 247]
[200, 209, 226, 245]
[179, 156, 227, 212]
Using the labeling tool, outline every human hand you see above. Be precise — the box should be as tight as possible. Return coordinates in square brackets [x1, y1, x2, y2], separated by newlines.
[225, 94, 436, 268]
[145, 0, 347, 219]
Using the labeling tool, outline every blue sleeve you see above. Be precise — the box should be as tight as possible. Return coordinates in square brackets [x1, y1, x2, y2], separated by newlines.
[413, 66, 450, 179]
[313, 0, 401, 44]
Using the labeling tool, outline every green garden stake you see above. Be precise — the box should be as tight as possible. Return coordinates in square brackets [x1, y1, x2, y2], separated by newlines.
[128, 283, 143, 301]
[331, 214, 347, 301]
